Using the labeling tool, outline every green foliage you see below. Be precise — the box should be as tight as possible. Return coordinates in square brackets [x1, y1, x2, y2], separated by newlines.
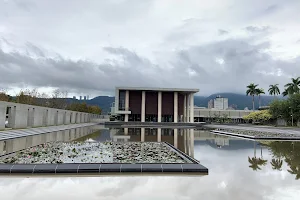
[66, 102, 102, 114]
[243, 110, 272, 123]
[268, 84, 280, 96]
[283, 77, 300, 96]
[269, 94, 300, 124]
[246, 83, 259, 96]
[267, 141, 300, 180]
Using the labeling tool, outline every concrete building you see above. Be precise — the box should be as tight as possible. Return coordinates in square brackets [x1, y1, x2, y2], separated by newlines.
[208, 99, 214, 109]
[213, 95, 228, 110]
[114, 87, 199, 122]
[194, 107, 252, 123]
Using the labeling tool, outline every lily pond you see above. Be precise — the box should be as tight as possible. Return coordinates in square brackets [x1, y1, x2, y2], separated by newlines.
[1, 126, 300, 199]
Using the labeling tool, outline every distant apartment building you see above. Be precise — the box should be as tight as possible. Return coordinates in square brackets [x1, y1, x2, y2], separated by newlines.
[213, 95, 228, 110]
[208, 99, 214, 109]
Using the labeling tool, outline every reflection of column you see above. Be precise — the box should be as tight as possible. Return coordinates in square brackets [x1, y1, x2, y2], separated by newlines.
[125, 90, 129, 122]
[174, 92, 178, 122]
[141, 91, 146, 122]
[190, 129, 194, 158]
[190, 94, 194, 123]
[174, 128, 178, 148]
[184, 129, 187, 153]
[183, 95, 187, 122]
[141, 128, 145, 142]
[124, 128, 128, 135]
[157, 128, 161, 142]
[158, 91, 162, 122]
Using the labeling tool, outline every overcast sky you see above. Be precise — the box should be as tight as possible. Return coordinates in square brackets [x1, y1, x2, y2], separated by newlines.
[0, 0, 300, 98]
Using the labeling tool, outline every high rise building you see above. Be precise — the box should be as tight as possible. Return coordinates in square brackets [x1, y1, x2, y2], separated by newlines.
[84, 96, 87, 100]
[208, 99, 214, 109]
[73, 96, 76, 99]
[80, 96, 82, 100]
[213, 95, 228, 110]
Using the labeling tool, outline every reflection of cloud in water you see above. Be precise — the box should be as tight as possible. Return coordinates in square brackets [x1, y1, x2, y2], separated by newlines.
[1, 140, 300, 199]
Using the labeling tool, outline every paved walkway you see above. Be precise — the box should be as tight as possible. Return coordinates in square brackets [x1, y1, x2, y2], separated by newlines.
[204, 124, 300, 135]
[0, 123, 96, 141]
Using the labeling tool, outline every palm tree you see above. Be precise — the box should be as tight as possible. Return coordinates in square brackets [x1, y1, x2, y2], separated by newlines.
[288, 165, 300, 180]
[284, 77, 300, 96]
[246, 83, 259, 111]
[258, 158, 268, 168]
[256, 88, 265, 108]
[248, 156, 261, 171]
[268, 84, 280, 98]
[271, 159, 283, 171]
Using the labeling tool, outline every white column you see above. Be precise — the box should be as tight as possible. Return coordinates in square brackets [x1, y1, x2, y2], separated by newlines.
[183, 95, 187, 122]
[124, 128, 128, 135]
[190, 93, 194, 123]
[141, 128, 145, 142]
[125, 90, 129, 122]
[157, 128, 161, 142]
[141, 91, 146, 122]
[174, 128, 178, 148]
[158, 91, 162, 122]
[174, 92, 178, 123]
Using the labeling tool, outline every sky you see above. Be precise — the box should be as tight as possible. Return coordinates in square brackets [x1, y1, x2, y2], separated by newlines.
[0, 0, 300, 98]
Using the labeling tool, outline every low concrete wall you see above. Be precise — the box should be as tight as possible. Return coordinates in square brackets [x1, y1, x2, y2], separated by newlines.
[0, 101, 101, 130]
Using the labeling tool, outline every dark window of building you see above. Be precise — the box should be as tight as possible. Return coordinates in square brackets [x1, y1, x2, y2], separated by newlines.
[119, 91, 126, 110]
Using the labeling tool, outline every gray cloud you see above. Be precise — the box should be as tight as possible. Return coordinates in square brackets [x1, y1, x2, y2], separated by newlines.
[0, 0, 300, 97]
[218, 29, 229, 35]
[264, 4, 280, 15]
[1, 34, 300, 96]
[245, 26, 271, 33]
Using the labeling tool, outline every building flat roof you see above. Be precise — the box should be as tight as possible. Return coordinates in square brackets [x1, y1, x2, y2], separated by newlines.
[116, 87, 199, 93]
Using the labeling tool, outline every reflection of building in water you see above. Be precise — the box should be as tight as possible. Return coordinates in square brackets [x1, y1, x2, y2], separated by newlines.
[194, 130, 259, 150]
[109, 128, 194, 157]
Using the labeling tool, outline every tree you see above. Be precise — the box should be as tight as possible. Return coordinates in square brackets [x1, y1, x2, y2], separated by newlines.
[284, 77, 300, 96]
[256, 88, 265, 108]
[243, 110, 272, 124]
[15, 89, 38, 105]
[246, 83, 258, 110]
[248, 157, 261, 171]
[48, 89, 68, 109]
[268, 84, 280, 98]
[270, 159, 283, 171]
[0, 92, 10, 102]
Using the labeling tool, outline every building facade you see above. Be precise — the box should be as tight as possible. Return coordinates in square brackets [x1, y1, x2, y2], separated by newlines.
[213, 95, 228, 110]
[114, 87, 199, 122]
[207, 99, 214, 109]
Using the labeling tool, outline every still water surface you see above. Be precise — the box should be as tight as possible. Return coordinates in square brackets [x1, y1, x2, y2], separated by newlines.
[1, 126, 300, 200]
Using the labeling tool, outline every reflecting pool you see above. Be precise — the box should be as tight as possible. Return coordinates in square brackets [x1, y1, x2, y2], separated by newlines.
[1, 126, 300, 199]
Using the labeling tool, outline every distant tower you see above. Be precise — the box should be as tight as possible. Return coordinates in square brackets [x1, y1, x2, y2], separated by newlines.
[87, 95, 89, 100]
[73, 96, 76, 99]
[84, 96, 87, 100]
[80, 96, 82, 101]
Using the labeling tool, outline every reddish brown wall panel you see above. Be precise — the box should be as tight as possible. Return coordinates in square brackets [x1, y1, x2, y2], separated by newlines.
[129, 91, 142, 114]
[145, 92, 158, 115]
[178, 93, 184, 116]
[162, 92, 174, 115]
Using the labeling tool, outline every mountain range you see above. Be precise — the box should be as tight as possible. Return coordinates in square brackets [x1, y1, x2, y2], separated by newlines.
[79, 93, 283, 114]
